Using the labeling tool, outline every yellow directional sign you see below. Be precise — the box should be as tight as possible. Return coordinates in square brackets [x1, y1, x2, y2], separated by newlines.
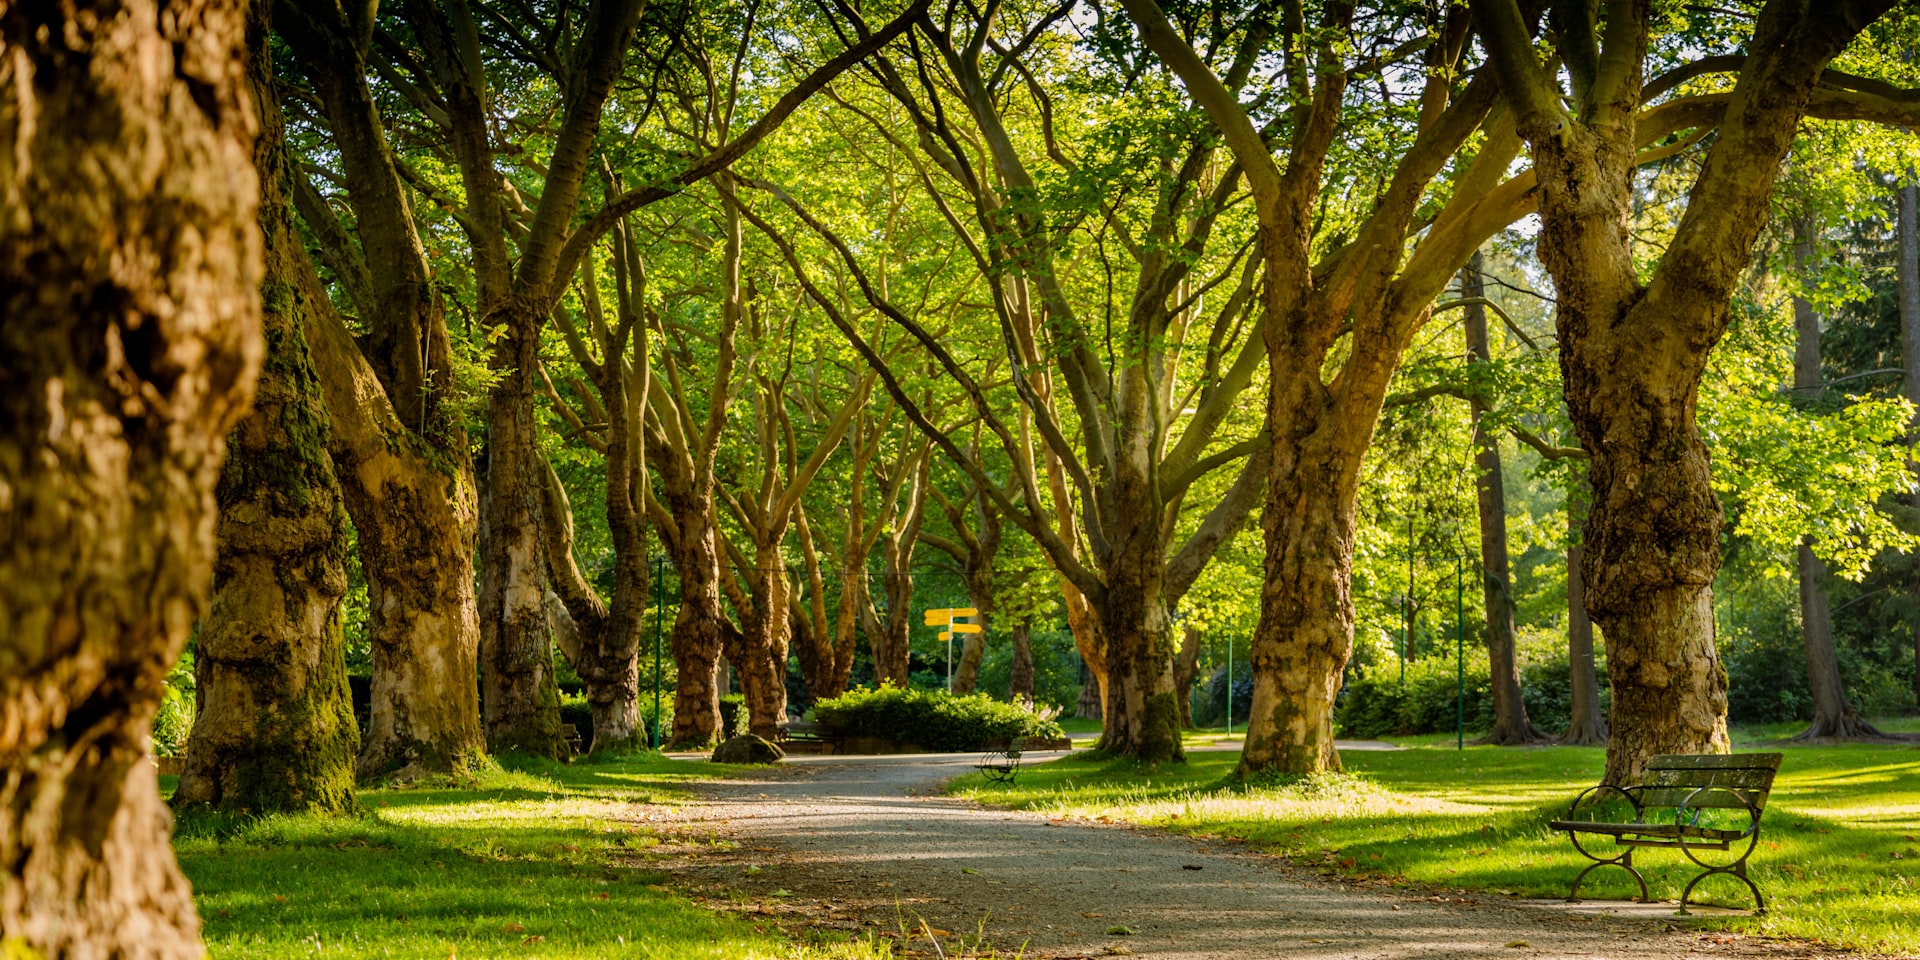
[949, 622, 983, 634]
[938, 631, 952, 641]
[921, 607, 979, 625]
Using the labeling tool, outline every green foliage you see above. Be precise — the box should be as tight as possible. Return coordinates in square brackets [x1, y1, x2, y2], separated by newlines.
[152, 650, 196, 758]
[1336, 654, 1494, 740]
[811, 685, 1063, 752]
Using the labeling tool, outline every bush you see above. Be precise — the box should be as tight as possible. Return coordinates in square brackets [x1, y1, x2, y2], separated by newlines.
[557, 691, 675, 750]
[1335, 653, 1493, 739]
[811, 685, 1064, 752]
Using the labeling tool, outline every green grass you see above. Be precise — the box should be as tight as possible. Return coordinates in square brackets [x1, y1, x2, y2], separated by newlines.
[168, 754, 887, 960]
[950, 740, 1920, 956]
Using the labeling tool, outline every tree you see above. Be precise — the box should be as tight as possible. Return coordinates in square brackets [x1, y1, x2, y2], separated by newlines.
[279, 0, 488, 778]
[177, 0, 358, 813]
[1461, 252, 1543, 744]
[0, 0, 260, 951]
[1475, 0, 1906, 781]
[1128, 0, 1519, 774]
[744, 3, 1277, 760]
[1787, 220, 1884, 740]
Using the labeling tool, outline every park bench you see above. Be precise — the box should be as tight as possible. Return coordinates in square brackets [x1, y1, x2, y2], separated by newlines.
[977, 737, 1026, 784]
[1549, 753, 1782, 915]
[777, 721, 845, 754]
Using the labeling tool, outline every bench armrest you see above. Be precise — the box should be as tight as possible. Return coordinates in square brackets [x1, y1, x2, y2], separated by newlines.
[1566, 783, 1646, 823]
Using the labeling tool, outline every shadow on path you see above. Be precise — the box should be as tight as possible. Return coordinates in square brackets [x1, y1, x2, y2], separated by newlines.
[653, 752, 1856, 959]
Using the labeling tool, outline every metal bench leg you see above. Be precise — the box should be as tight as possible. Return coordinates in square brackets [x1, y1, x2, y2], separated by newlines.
[1568, 846, 1649, 904]
[1679, 860, 1766, 916]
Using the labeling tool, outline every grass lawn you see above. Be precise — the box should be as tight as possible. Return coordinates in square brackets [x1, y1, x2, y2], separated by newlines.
[950, 734, 1920, 956]
[165, 755, 883, 960]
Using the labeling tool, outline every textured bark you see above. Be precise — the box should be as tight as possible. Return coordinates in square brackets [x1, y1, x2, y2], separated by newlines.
[1477, 0, 1890, 782]
[658, 472, 726, 748]
[477, 321, 566, 758]
[734, 543, 794, 738]
[1244, 442, 1359, 774]
[1010, 620, 1036, 705]
[0, 0, 260, 951]
[177, 4, 358, 814]
[540, 460, 644, 754]
[279, 0, 486, 779]
[1463, 254, 1542, 744]
[1563, 500, 1609, 745]
[1095, 505, 1183, 763]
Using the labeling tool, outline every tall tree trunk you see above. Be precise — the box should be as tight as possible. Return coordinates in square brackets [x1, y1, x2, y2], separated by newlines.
[1010, 619, 1036, 706]
[1790, 224, 1881, 739]
[178, 6, 357, 813]
[478, 330, 566, 759]
[734, 546, 793, 738]
[1563, 496, 1609, 745]
[662, 479, 726, 748]
[0, 0, 260, 949]
[1475, 0, 1886, 782]
[950, 559, 994, 695]
[1464, 253, 1541, 744]
[1900, 179, 1920, 712]
[1243, 426, 1359, 774]
[1095, 503, 1183, 762]
[1174, 625, 1203, 729]
[279, 0, 486, 780]
[1070, 595, 1106, 718]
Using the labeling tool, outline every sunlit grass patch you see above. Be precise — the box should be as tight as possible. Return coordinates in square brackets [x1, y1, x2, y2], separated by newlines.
[171, 753, 889, 959]
[954, 740, 1920, 956]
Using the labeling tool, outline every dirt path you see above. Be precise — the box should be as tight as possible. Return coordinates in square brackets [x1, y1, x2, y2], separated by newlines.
[652, 752, 1860, 959]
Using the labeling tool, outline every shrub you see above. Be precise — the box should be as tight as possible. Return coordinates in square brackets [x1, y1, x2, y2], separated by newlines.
[810, 685, 1064, 751]
[1335, 652, 1493, 739]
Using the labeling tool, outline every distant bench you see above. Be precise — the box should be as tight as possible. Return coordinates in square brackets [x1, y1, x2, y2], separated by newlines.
[1550, 753, 1782, 914]
[776, 721, 845, 754]
[976, 737, 1026, 784]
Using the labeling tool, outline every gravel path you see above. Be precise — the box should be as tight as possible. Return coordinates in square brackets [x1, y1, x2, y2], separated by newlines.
[651, 752, 1864, 959]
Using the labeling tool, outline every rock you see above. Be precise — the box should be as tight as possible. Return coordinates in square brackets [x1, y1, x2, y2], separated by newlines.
[711, 734, 785, 765]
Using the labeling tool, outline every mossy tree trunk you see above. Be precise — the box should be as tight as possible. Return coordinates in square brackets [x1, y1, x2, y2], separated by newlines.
[176, 0, 358, 814]
[278, 0, 487, 780]
[0, 0, 260, 951]
[1476, 0, 1890, 782]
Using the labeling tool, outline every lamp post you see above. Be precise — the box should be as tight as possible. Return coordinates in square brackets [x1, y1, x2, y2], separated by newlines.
[1456, 553, 1465, 752]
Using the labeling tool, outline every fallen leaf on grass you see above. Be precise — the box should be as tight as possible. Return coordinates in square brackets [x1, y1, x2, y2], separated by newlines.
[594, 893, 610, 901]
[1505, 940, 1530, 949]
[1081, 913, 1105, 918]
[521, 936, 546, 946]
[1104, 925, 1133, 936]
[1103, 945, 1134, 956]
[500, 922, 526, 934]
[962, 867, 979, 874]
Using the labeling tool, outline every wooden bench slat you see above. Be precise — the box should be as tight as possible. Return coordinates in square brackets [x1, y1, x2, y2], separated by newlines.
[1549, 820, 1749, 842]
[1644, 753, 1782, 771]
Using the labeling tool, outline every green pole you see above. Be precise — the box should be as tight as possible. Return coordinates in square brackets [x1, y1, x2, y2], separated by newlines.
[1456, 554, 1465, 751]
[1225, 633, 1233, 735]
[652, 555, 664, 750]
